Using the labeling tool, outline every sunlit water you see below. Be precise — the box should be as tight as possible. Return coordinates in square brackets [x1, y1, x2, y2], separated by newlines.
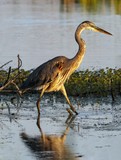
[0, 94, 121, 160]
[0, 0, 121, 70]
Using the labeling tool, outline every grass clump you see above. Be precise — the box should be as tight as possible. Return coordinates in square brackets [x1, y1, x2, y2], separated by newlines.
[0, 68, 121, 99]
[65, 68, 121, 97]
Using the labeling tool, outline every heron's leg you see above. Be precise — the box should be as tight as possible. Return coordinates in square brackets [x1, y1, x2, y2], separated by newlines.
[36, 89, 45, 130]
[60, 85, 78, 115]
[36, 89, 45, 115]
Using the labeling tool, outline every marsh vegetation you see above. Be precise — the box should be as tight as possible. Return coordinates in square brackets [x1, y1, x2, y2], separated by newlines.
[0, 65, 121, 101]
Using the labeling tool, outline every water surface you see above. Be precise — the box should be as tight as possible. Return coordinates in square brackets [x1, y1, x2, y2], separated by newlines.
[0, 94, 121, 160]
[0, 0, 121, 70]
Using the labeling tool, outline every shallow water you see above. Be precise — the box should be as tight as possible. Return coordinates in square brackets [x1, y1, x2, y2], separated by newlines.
[0, 94, 121, 160]
[0, 0, 121, 70]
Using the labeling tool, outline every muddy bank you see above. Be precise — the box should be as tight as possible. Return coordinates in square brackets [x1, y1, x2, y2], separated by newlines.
[0, 94, 121, 160]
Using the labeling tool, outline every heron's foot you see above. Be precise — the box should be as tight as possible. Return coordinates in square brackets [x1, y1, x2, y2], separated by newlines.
[66, 107, 78, 115]
[75, 111, 78, 115]
[66, 108, 73, 116]
[70, 105, 78, 115]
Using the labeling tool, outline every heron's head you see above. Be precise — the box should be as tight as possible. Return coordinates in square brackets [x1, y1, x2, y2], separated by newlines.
[80, 21, 112, 35]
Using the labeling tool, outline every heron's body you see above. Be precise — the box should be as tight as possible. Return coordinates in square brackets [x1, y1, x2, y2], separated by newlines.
[21, 55, 85, 92]
[21, 21, 112, 115]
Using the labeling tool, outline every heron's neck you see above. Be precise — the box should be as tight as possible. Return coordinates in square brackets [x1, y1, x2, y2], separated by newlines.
[71, 26, 86, 68]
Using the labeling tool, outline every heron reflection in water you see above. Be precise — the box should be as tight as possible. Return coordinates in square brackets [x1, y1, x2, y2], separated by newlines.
[21, 21, 112, 115]
[20, 115, 81, 160]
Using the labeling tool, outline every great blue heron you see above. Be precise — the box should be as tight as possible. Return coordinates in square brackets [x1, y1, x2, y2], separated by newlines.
[21, 21, 112, 115]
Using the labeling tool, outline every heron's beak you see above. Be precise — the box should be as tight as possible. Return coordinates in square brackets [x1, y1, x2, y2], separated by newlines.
[94, 26, 112, 36]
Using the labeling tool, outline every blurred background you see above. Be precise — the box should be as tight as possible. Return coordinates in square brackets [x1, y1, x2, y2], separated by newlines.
[0, 0, 121, 70]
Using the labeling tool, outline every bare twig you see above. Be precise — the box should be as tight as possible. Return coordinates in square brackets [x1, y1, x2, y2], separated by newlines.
[0, 55, 23, 93]
[17, 54, 22, 84]
[0, 60, 12, 69]
[11, 81, 22, 96]
[0, 73, 20, 91]
[3, 67, 11, 85]
[17, 54, 22, 70]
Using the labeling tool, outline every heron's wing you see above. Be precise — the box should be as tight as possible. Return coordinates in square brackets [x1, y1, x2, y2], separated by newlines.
[21, 56, 68, 90]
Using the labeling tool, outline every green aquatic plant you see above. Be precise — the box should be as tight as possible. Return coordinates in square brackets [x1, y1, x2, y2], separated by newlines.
[0, 67, 121, 99]
[65, 68, 121, 99]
